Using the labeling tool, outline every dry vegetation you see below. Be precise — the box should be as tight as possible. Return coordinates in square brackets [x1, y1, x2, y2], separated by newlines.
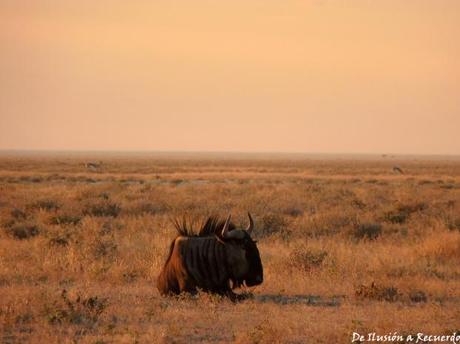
[0, 152, 459, 343]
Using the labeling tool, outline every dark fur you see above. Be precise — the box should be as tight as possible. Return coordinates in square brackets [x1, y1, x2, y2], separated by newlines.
[157, 216, 263, 299]
[172, 216, 236, 238]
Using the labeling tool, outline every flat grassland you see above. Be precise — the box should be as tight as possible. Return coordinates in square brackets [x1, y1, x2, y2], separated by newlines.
[0, 153, 459, 343]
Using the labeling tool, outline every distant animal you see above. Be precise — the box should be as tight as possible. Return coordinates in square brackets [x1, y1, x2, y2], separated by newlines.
[85, 162, 101, 170]
[157, 213, 263, 300]
[393, 166, 404, 174]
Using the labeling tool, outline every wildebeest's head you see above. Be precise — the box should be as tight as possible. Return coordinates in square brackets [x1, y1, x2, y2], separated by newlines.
[220, 213, 263, 288]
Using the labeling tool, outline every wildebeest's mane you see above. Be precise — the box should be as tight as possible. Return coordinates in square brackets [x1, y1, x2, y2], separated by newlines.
[173, 216, 236, 237]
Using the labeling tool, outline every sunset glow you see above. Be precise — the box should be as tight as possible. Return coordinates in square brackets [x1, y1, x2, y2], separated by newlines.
[1, 1, 459, 154]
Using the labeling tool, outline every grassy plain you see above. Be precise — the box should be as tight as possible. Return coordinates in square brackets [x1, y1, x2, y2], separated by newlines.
[0, 152, 459, 343]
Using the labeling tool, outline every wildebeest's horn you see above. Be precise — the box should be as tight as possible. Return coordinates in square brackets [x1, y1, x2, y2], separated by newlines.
[221, 214, 232, 238]
[246, 212, 254, 234]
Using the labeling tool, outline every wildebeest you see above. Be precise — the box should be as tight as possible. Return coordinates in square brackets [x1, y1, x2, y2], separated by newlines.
[157, 213, 263, 300]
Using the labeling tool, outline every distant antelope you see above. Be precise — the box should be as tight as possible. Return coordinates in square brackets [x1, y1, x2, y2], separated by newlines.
[85, 162, 102, 170]
[393, 166, 404, 174]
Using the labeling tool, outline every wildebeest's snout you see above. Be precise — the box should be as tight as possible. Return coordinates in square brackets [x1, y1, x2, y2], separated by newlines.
[255, 274, 263, 284]
[245, 273, 263, 287]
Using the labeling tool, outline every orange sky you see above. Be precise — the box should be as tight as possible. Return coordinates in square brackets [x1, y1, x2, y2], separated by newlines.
[1, 0, 459, 154]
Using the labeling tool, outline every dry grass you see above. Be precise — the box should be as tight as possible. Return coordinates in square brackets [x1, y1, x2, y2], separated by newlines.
[0, 153, 459, 343]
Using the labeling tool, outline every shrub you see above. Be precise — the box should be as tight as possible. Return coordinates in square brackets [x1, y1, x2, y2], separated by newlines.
[122, 271, 138, 283]
[259, 213, 289, 238]
[418, 180, 433, 185]
[447, 217, 460, 231]
[409, 290, 427, 303]
[29, 199, 60, 211]
[83, 202, 121, 217]
[286, 246, 328, 273]
[30, 176, 43, 183]
[127, 202, 166, 216]
[99, 221, 124, 235]
[351, 199, 366, 209]
[46, 290, 107, 327]
[384, 202, 427, 224]
[384, 225, 408, 237]
[10, 208, 27, 220]
[6, 224, 40, 240]
[398, 202, 427, 213]
[49, 215, 81, 226]
[48, 234, 70, 247]
[93, 239, 117, 259]
[282, 207, 304, 218]
[366, 179, 379, 184]
[355, 282, 400, 302]
[235, 319, 285, 344]
[99, 192, 110, 200]
[353, 223, 382, 240]
[384, 211, 408, 224]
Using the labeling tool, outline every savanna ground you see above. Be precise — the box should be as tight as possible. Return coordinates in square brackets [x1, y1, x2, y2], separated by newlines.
[0, 152, 459, 343]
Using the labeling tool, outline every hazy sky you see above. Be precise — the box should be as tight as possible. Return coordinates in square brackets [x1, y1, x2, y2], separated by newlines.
[1, 0, 459, 154]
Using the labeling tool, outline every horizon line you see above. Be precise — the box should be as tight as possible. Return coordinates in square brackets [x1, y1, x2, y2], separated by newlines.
[0, 149, 459, 158]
